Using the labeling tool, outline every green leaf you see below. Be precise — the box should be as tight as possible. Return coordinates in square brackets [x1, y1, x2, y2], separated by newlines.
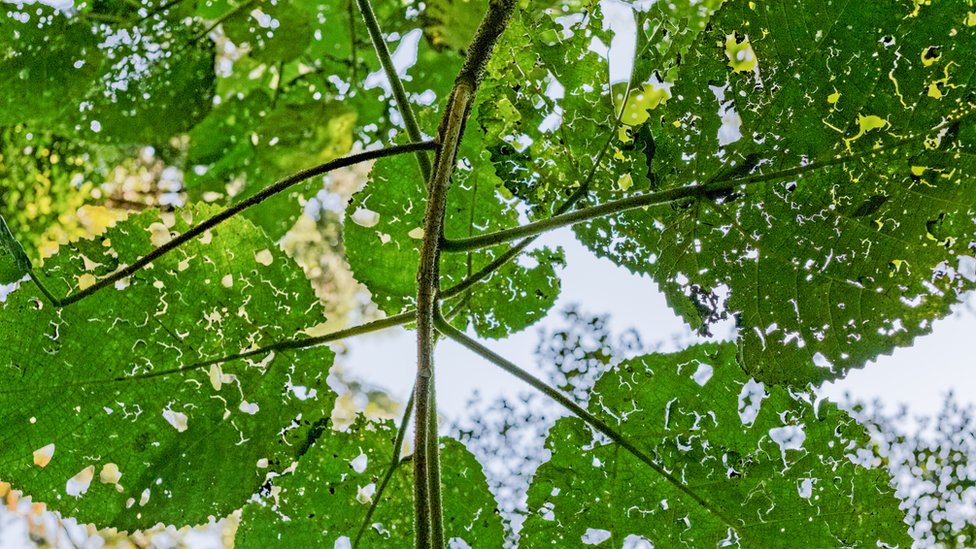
[0, 213, 30, 285]
[0, 205, 334, 529]
[0, 6, 216, 144]
[477, 1, 713, 216]
[345, 114, 564, 338]
[223, 1, 313, 64]
[521, 343, 910, 546]
[237, 417, 504, 547]
[186, 89, 356, 240]
[574, 0, 976, 384]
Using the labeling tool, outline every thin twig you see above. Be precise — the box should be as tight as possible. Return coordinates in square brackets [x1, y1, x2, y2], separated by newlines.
[354, 387, 416, 547]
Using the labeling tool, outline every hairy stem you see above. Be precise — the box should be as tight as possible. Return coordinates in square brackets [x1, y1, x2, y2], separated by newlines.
[433, 315, 741, 533]
[28, 142, 436, 308]
[354, 386, 416, 547]
[413, 82, 470, 549]
[355, 0, 432, 182]
[413, 2, 516, 546]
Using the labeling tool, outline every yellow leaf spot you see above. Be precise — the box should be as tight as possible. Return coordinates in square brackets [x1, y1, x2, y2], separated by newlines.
[147, 222, 171, 247]
[927, 61, 959, 100]
[725, 34, 757, 73]
[843, 114, 888, 150]
[618, 173, 634, 192]
[77, 273, 96, 290]
[254, 249, 274, 266]
[906, 0, 930, 18]
[827, 91, 841, 105]
[33, 444, 55, 468]
[620, 82, 672, 127]
[967, 12, 976, 26]
[99, 463, 122, 485]
[911, 166, 927, 176]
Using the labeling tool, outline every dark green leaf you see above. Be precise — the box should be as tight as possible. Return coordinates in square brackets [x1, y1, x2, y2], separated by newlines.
[574, 0, 976, 384]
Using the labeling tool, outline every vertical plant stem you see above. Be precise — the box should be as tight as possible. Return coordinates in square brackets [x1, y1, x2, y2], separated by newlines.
[412, 2, 516, 546]
[355, 0, 432, 182]
[413, 82, 471, 549]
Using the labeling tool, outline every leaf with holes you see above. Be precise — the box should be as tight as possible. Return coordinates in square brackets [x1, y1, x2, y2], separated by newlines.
[236, 417, 504, 547]
[574, 0, 976, 384]
[0, 205, 333, 529]
[521, 343, 910, 546]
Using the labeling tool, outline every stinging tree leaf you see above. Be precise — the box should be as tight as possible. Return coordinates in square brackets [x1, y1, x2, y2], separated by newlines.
[521, 343, 910, 547]
[0, 205, 335, 529]
[236, 416, 504, 547]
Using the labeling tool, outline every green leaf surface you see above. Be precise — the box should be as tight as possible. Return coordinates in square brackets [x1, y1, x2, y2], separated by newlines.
[574, 0, 976, 384]
[477, 1, 714, 216]
[223, 1, 313, 63]
[237, 417, 504, 547]
[521, 343, 910, 546]
[345, 116, 564, 338]
[0, 205, 334, 529]
[186, 89, 356, 240]
[0, 6, 216, 144]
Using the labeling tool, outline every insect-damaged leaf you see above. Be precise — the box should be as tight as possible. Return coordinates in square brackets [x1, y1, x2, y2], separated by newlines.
[0, 5, 215, 144]
[574, 0, 976, 384]
[521, 343, 910, 546]
[345, 111, 565, 339]
[0, 205, 334, 529]
[237, 417, 504, 547]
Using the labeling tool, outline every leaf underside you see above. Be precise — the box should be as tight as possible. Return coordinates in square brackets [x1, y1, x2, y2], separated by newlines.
[0, 205, 334, 529]
[521, 343, 910, 547]
[237, 417, 504, 547]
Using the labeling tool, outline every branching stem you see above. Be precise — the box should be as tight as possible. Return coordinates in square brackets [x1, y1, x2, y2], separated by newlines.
[413, 2, 516, 547]
[24, 142, 437, 308]
[440, 132, 928, 253]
